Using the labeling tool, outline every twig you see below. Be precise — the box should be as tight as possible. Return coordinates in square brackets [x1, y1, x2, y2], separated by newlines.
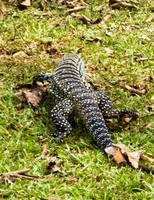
[1, 168, 31, 176]
[140, 113, 154, 118]
[139, 163, 154, 174]
[0, 8, 29, 47]
[0, 177, 16, 183]
[122, 84, 146, 95]
[12, 174, 40, 180]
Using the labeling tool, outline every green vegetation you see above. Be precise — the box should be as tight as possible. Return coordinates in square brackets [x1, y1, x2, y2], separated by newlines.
[0, 0, 154, 199]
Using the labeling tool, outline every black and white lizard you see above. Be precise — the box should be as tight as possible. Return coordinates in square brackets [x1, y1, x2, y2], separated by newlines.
[33, 54, 138, 150]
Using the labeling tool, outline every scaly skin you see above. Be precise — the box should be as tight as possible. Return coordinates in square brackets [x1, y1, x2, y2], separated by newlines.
[33, 54, 138, 150]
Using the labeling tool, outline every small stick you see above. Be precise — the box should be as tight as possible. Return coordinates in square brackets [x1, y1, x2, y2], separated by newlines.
[140, 113, 154, 118]
[12, 174, 40, 180]
[63, 6, 86, 16]
[139, 163, 154, 174]
[41, 143, 47, 159]
[1, 168, 31, 176]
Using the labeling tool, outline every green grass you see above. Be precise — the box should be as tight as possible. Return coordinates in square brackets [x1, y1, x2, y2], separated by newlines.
[0, 0, 154, 199]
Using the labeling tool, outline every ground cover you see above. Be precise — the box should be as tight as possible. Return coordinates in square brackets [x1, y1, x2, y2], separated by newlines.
[0, 0, 154, 199]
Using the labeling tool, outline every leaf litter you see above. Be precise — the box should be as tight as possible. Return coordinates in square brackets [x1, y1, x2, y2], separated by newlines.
[105, 144, 154, 172]
[14, 81, 48, 108]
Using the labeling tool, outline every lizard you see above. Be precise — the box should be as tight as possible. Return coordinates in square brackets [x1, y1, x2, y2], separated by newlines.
[33, 54, 138, 150]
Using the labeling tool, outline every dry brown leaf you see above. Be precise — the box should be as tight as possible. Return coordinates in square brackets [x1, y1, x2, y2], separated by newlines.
[105, 144, 153, 169]
[123, 84, 146, 95]
[109, 0, 137, 9]
[144, 15, 152, 23]
[150, 75, 154, 81]
[1, 168, 31, 176]
[135, 57, 148, 62]
[7, 0, 16, 5]
[79, 0, 87, 5]
[41, 197, 61, 200]
[104, 47, 114, 55]
[15, 85, 45, 108]
[103, 12, 114, 21]
[71, 13, 91, 24]
[21, 0, 31, 6]
[64, 6, 86, 16]
[15, 91, 27, 102]
[140, 154, 154, 162]
[145, 122, 152, 129]
[13, 51, 28, 58]
[41, 144, 47, 159]
[92, 18, 102, 24]
[0, 177, 16, 183]
[64, 177, 78, 182]
[41, 12, 52, 16]
[17, 190, 24, 194]
[46, 159, 65, 174]
[4, 176, 14, 185]
[151, 96, 154, 101]
[105, 145, 127, 164]
[69, 24, 77, 31]
[0, 3, 6, 19]
[74, 46, 84, 53]
[96, 5, 104, 12]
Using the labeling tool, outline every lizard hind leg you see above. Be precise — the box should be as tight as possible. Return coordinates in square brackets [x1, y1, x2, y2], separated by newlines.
[94, 91, 139, 119]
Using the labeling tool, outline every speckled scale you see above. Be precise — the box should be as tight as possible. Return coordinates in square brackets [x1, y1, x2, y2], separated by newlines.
[34, 54, 138, 150]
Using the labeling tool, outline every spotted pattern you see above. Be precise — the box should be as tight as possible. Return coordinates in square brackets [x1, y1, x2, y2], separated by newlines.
[34, 54, 138, 150]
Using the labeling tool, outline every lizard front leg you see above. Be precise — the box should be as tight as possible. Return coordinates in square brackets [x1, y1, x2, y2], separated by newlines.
[33, 72, 53, 83]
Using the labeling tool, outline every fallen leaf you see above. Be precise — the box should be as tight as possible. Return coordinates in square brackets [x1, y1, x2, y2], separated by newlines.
[71, 13, 91, 24]
[41, 12, 52, 16]
[0, 3, 6, 19]
[145, 123, 152, 129]
[140, 154, 154, 162]
[1, 168, 31, 176]
[144, 15, 152, 23]
[41, 197, 61, 200]
[15, 84, 46, 108]
[105, 144, 154, 169]
[151, 96, 154, 101]
[63, 6, 86, 16]
[21, 0, 31, 6]
[109, 0, 138, 9]
[104, 47, 114, 55]
[135, 57, 148, 62]
[103, 12, 114, 21]
[74, 46, 84, 53]
[46, 159, 65, 174]
[64, 177, 78, 182]
[41, 144, 47, 159]
[150, 75, 154, 82]
[122, 84, 146, 95]
[17, 190, 24, 194]
[96, 5, 104, 12]
[13, 51, 28, 58]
